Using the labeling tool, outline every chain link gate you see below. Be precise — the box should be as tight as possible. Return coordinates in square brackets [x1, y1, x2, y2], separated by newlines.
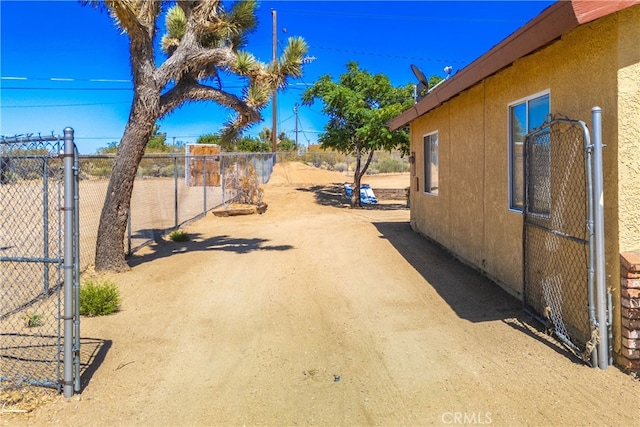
[1, 129, 80, 396]
[523, 116, 600, 364]
[220, 153, 274, 206]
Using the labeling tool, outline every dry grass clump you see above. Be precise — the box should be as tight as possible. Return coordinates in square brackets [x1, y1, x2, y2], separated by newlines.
[1, 385, 57, 414]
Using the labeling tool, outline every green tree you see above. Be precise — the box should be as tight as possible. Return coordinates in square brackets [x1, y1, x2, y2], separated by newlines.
[98, 125, 170, 153]
[197, 133, 222, 145]
[145, 125, 170, 153]
[277, 132, 296, 151]
[96, 141, 119, 155]
[302, 61, 413, 207]
[85, 0, 308, 271]
[256, 127, 294, 151]
[236, 135, 271, 152]
[258, 127, 272, 144]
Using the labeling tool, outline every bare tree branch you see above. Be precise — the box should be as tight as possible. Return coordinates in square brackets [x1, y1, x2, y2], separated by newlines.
[191, 0, 224, 35]
[159, 80, 260, 125]
[155, 42, 236, 86]
[105, 1, 151, 41]
[138, 0, 161, 29]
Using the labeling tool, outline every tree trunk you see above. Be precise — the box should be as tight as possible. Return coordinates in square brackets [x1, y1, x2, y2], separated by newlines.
[351, 151, 362, 208]
[351, 149, 376, 208]
[94, 101, 157, 272]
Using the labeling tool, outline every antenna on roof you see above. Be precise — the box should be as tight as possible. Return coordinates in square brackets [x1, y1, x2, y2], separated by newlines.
[411, 64, 454, 103]
[410, 64, 429, 103]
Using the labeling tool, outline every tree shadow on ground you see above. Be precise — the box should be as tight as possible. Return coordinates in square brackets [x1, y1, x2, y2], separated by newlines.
[298, 183, 409, 211]
[374, 221, 584, 363]
[127, 233, 294, 268]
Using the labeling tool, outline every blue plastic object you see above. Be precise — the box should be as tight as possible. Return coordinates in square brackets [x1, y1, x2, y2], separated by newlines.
[344, 183, 378, 205]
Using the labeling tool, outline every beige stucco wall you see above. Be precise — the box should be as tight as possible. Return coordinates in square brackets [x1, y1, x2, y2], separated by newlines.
[411, 106, 451, 248]
[409, 7, 637, 314]
[617, 7, 640, 254]
[615, 7, 640, 363]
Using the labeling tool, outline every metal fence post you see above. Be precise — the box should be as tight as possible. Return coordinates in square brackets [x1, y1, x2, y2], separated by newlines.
[203, 155, 207, 215]
[583, 120, 599, 368]
[62, 127, 75, 397]
[73, 144, 81, 392]
[222, 154, 226, 206]
[591, 106, 608, 369]
[174, 156, 178, 228]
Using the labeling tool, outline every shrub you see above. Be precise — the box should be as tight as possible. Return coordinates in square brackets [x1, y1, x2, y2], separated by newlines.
[168, 229, 190, 242]
[81, 159, 113, 178]
[24, 312, 44, 328]
[159, 164, 176, 177]
[80, 280, 122, 316]
[374, 157, 409, 173]
[333, 162, 348, 173]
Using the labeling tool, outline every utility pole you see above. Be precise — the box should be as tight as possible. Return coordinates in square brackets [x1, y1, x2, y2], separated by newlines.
[294, 103, 299, 150]
[271, 9, 277, 153]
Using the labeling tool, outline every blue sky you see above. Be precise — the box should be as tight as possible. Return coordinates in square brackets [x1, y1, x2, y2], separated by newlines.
[1, 0, 555, 154]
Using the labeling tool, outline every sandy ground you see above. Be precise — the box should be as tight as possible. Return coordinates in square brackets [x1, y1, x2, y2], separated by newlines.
[3, 162, 639, 426]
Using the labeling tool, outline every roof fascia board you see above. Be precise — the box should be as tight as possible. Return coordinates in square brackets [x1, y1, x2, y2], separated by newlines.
[572, 0, 640, 24]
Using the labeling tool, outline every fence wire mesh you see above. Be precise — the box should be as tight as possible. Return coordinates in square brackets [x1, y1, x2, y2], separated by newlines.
[1, 135, 66, 389]
[523, 118, 593, 360]
[221, 153, 273, 205]
[76, 152, 275, 269]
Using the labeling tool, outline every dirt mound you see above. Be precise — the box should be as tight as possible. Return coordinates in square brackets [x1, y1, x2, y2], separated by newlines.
[269, 161, 410, 189]
[268, 161, 349, 186]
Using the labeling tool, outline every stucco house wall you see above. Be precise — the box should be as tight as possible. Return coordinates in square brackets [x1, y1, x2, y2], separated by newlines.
[406, 5, 640, 360]
[617, 8, 640, 254]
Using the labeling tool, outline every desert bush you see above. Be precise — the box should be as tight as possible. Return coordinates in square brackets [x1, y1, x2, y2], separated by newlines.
[333, 162, 348, 173]
[374, 156, 409, 173]
[158, 164, 176, 177]
[80, 157, 114, 179]
[138, 157, 176, 177]
[86, 164, 112, 178]
[168, 230, 190, 242]
[80, 280, 122, 316]
[24, 312, 44, 328]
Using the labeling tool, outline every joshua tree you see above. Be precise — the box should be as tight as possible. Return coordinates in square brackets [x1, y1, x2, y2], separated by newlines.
[85, 0, 307, 271]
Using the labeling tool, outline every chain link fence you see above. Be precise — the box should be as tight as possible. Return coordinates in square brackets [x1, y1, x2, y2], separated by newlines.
[78, 149, 408, 269]
[1, 145, 274, 392]
[1, 131, 79, 394]
[523, 117, 594, 362]
[77, 152, 275, 270]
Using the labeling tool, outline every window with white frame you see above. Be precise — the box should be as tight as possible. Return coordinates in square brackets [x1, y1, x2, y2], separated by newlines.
[508, 92, 550, 211]
[423, 132, 439, 195]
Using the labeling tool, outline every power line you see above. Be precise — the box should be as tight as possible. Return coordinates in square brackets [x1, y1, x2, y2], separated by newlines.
[308, 45, 466, 64]
[1, 76, 131, 83]
[283, 8, 526, 24]
[1, 87, 132, 91]
[2, 101, 130, 109]
[72, 134, 204, 141]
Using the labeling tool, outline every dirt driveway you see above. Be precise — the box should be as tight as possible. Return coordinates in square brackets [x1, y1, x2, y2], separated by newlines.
[4, 162, 639, 426]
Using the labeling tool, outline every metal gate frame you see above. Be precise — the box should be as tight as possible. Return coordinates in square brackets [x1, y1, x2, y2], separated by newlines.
[0, 128, 80, 396]
[523, 109, 609, 369]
